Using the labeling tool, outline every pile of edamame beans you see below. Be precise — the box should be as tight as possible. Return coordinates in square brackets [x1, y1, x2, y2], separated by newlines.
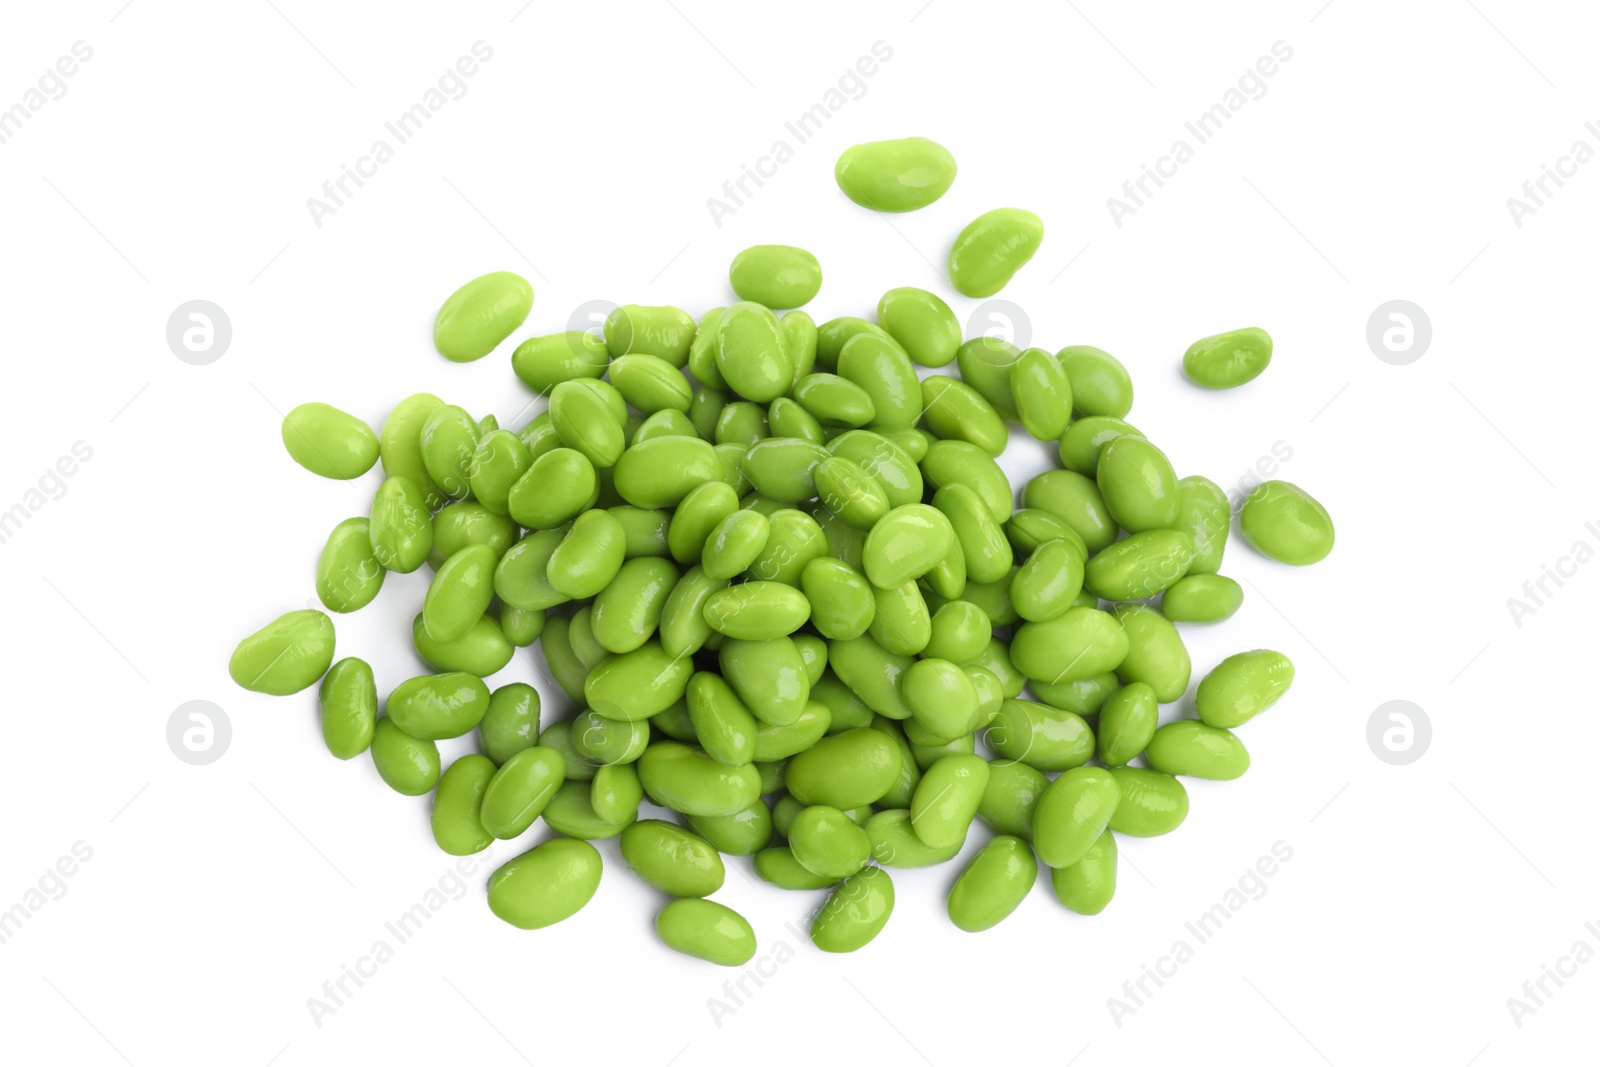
[232, 136, 1334, 965]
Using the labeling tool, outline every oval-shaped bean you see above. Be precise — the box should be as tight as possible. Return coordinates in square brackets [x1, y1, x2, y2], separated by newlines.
[700, 510, 770, 581]
[838, 332, 921, 432]
[900, 658, 979, 741]
[792, 373, 874, 429]
[281, 402, 379, 480]
[1033, 767, 1121, 868]
[1113, 604, 1191, 702]
[800, 558, 876, 640]
[948, 208, 1044, 297]
[924, 600, 992, 666]
[620, 819, 725, 897]
[1184, 326, 1272, 389]
[512, 331, 609, 394]
[659, 567, 728, 659]
[977, 760, 1048, 840]
[811, 867, 895, 952]
[1162, 574, 1244, 623]
[418, 404, 480, 501]
[656, 899, 756, 966]
[466, 429, 531, 517]
[230, 609, 335, 695]
[386, 672, 489, 741]
[869, 581, 930, 657]
[433, 271, 532, 362]
[1240, 480, 1335, 565]
[479, 682, 540, 765]
[1097, 436, 1179, 533]
[790, 805, 872, 879]
[1011, 539, 1086, 622]
[370, 717, 440, 795]
[319, 657, 376, 759]
[1107, 767, 1189, 837]
[591, 557, 678, 654]
[909, 753, 989, 848]
[786, 727, 902, 809]
[430, 754, 495, 855]
[835, 136, 957, 212]
[1196, 649, 1294, 728]
[932, 483, 1012, 584]
[828, 635, 914, 720]
[315, 518, 385, 614]
[920, 376, 1007, 457]
[1031, 671, 1118, 715]
[613, 436, 723, 509]
[605, 304, 697, 365]
[592, 762, 645, 824]
[1050, 829, 1117, 915]
[814, 457, 891, 531]
[611, 354, 694, 415]
[1058, 345, 1133, 419]
[948, 835, 1037, 932]
[1147, 720, 1250, 779]
[741, 437, 828, 503]
[585, 641, 695, 721]
[704, 581, 811, 640]
[1010, 607, 1128, 684]
[637, 742, 761, 817]
[986, 699, 1094, 772]
[487, 838, 601, 929]
[1011, 347, 1072, 442]
[716, 301, 795, 402]
[421, 544, 497, 642]
[877, 285, 960, 367]
[718, 636, 810, 726]
[687, 672, 760, 766]
[667, 482, 739, 566]
[863, 503, 954, 589]
[369, 476, 434, 573]
[546, 509, 627, 599]
[411, 613, 513, 677]
[507, 448, 597, 529]
[1086, 529, 1196, 602]
[549, 380, 625, 468]
[1096, 682, 1158, 767]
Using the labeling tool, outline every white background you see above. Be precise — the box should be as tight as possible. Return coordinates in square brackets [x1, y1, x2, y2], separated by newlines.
[1, 1, 1596, 1064]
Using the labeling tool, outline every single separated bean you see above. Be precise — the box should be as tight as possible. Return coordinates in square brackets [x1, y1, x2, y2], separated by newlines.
[230, 609, 336, 695]
[947, 208, 1044, 297]
[620, 820, 725, 897]
[1183, 326, 1272, 389]
[431, 755, 495, 855]
[811, 867, 895, 952]
[1240, 480, 1335, 565]
[1162, 574, 1244, 623]
[433, 271, 532, 362]
[281, 402, 379, 480]
[1196, 649, 1295, 728]
[835, 136, 957, 212]
[319, 657, 376, 759]
[729, 245, 822, 309]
